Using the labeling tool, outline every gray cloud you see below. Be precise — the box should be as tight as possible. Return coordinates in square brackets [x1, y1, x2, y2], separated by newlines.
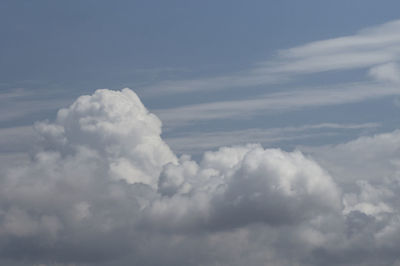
[1, 88, 400, 265]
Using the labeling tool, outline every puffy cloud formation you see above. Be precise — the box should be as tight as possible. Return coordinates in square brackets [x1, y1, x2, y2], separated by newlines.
[153, 145, 340, 232]
[1, 88, 400, 265]
[35, 88, 177, 187]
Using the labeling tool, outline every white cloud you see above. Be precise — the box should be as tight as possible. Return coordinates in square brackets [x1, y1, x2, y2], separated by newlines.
[151, 145, 341, 231]
[2, 88, 400, 265]
[274, 20, 400, 74]
[305, 129, 400, 186]
[34, 88, 177, 187]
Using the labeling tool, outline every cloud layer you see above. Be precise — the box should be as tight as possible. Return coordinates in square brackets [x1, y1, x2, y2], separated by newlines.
[1, 88, 400, 265]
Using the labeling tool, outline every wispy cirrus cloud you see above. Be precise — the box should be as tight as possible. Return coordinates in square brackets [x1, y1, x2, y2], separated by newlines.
[155, 82, 400, 126]
[143, 20, 400, 96]
[0, 88, 73, 125]
[271, 20, 400, 74]
[4, 20, 400, 130]
[165, 122, 379, 154]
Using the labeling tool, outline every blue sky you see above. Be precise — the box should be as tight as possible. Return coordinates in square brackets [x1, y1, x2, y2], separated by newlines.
[3, 2, 400, 265]
[1, 0, 399, 91]
[2, 0, 400, 156]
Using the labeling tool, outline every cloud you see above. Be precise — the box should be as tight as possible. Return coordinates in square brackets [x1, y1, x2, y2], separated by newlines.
[155, 82, 400, 126]
[4, 20, 400, 134]
[2, 88, 400, 265]
[0, 126, 36, 154]
[368, 62, 400, 83]
[136, 19, 400, 139]
[0, 88, 72, 125]
[165, 123, 379, 154]
[300, 129, 400, 265]
[34, 88, 177, 187]
[149, 144, 341, 232]
[141, 20, 400, 96]
[272, 20, 400, 74]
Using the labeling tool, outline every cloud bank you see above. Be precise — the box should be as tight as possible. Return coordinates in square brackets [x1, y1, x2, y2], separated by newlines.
[1, 88, 400, 265]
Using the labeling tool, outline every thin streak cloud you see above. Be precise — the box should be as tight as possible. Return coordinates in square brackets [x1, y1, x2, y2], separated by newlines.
[155, 82, 400, 126]
[165, 122, 379, 154]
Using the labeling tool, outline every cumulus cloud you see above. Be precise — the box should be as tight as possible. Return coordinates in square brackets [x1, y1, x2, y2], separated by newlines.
[35, 88, 177, 187]
[153, 145, 340, 231]
[2, 88, 400, 265]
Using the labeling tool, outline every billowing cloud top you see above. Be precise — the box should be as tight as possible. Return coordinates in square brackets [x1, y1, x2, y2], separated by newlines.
[1, 88, 400, 266]
[35, 88, 177, 187]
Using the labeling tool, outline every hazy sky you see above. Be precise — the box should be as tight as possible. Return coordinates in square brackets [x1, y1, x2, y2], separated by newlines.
[2, 1, 400, 265]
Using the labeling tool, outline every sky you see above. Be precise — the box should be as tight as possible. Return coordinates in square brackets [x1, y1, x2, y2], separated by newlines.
[2, 1, 400, 265]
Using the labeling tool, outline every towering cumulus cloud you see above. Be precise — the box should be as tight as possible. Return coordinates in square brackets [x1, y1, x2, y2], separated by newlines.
[35, 88, 177, 187]
[1, 88, 400, 265]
